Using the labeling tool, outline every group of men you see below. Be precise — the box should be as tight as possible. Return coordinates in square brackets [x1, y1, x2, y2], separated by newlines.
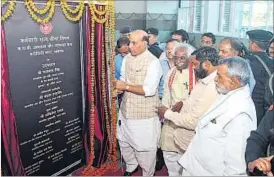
[114, 26, 274, 176]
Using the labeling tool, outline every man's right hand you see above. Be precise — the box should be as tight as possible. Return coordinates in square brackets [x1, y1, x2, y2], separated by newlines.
[248, 156, 274, 176]
[171, 101, 183, 112]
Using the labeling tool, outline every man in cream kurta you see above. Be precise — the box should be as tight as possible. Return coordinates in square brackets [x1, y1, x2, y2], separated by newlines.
[160, 44, 195, 176]
[115, 30, 162, 176]
[157, 47, 220, 175]
[180, 57, 257, 176]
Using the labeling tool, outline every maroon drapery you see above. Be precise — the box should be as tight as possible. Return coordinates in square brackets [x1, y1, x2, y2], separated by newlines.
[83, 5, 111, 170]
[1, 25, 25, 176]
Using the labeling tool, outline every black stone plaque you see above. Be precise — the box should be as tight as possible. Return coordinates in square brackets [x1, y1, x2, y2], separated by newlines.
[4, 2, 84, 176]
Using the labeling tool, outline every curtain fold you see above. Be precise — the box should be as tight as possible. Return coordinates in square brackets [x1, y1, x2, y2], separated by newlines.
[83, 5, 110, 169]
[1, 25, 25, 176]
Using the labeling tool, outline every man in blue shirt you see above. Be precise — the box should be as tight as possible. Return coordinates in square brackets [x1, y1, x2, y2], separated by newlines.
[159, 39, 179, 99]
[115, 37, 130, 108]
[115, 37, 130, 80]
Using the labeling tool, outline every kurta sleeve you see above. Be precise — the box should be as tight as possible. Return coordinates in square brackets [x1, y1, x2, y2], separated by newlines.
[120, 56, 126, 82]
[143, 58, 163, 97]
[223, 113, 255, 176]
[164, 82, 217, 130]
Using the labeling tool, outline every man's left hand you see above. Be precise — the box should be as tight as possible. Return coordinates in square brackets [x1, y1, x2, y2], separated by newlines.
[116, 80, 126, 91]
[157, 106, 169, 120]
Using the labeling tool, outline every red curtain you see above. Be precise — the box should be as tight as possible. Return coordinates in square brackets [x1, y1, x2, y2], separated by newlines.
[1, 25, 25, 176]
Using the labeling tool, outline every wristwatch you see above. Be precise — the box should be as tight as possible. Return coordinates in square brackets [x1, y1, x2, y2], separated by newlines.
[125, 85, 130, 91]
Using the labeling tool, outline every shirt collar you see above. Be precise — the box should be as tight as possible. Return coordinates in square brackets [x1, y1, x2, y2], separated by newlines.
[223, 84, 250, 99]
[200, 70, 217, 85]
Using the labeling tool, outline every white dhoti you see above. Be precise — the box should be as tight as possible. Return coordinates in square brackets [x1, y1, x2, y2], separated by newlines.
[181, 168, 191, 176]
[117, 111, 161, 176]
[163, 151, 183, 176]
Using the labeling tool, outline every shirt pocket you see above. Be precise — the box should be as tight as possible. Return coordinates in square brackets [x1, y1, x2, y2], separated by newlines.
[128, 64, 146, 84]
[172, 82, 189, 101]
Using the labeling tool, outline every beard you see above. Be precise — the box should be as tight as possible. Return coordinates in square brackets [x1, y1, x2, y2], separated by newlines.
[215, 83, 230, 94]
[176, 61, 189, 70]
[194, 67, 208, 79]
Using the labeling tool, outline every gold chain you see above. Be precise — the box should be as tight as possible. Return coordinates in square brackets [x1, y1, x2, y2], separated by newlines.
[26, 0, 52, 14]
[1, 0, 15, 22]
[60, 0, 85, 22]
[25, 0, 55, 24]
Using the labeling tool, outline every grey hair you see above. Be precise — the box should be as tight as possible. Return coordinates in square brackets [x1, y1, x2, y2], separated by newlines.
[218, 56, 251, 87]
[172, 43, 191, 57]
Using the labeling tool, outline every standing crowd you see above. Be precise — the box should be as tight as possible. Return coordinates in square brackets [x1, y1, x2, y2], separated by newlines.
[113, 26, 274, 176]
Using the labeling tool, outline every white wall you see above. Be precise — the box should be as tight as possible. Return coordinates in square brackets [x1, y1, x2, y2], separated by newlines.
[115, 1, 178, 14]
[205, 1, 221, 34]
[146, 1, 178, 14]
[115, 1, 147, 13]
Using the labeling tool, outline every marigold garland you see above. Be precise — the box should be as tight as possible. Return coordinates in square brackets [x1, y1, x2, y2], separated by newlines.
[3, 0, 114, 25]
[60, 0, 85, 22]
[108, 0, 118, 171]
[1, 0, 15, 22]
[87, 2, 109, 24]
[26, 0, 52, 14]
[60, 0, 84, 14]
[89, 1, 108, 15]
[1, 0, 8, 6]
[25, 0, 55, 24]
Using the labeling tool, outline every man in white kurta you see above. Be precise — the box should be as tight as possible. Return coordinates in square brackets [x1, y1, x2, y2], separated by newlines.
[115, 30, 162, 176]
[179, 56, 257, 176]
[158, 47, 220, 176]
[160, 44, 196, 176]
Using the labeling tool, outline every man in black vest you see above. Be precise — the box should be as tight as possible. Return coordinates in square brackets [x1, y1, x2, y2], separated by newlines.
[245, 29, 273, 125]
[146, 28, 163, 59]
[246, 76, 274, 176]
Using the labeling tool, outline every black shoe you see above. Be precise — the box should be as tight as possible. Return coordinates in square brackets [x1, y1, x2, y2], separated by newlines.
[155, 160, 164, 171]
[155, 149, 165, 171]
[122, 166, 138, 176]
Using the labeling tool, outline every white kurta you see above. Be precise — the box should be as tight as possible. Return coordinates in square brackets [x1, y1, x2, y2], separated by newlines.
[117, 51, 163, 150]
[179, 85, 257, 176]
[117, 50, 162, 176]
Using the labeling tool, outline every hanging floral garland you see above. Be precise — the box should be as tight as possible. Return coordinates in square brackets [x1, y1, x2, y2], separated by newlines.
[3, 1, 114, 25]
[1, 0, 8, 6]
[87, 1, 109, 24]
[25, 0, 55, 24]
[108, 1, 118, 170]
[26, 0, 52, 14]
[1, 0, 16, 22]
[60, 0, 85, 22]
